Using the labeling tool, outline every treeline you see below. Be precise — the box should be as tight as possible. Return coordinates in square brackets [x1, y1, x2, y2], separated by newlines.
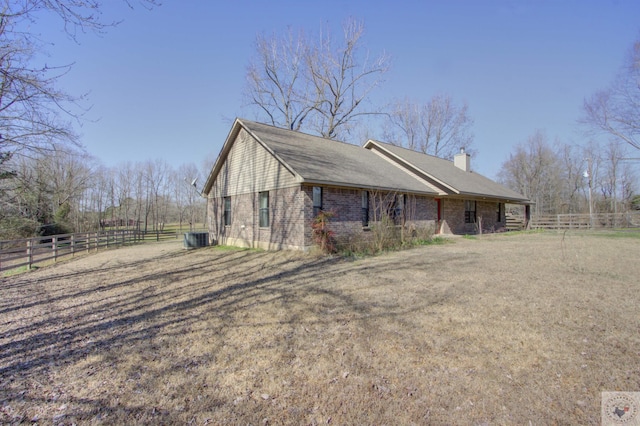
[0, 147, 207, 240]
[498, 131, 639, 216]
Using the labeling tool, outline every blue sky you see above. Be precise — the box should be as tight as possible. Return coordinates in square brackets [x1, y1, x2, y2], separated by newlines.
[37, 0, 640, 179]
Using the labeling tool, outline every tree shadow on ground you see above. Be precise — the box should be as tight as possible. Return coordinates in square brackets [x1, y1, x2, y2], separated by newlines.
[0, 242, 463, 423]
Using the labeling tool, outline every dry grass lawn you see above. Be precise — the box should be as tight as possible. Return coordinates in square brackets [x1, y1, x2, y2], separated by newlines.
[0, 231, 639, 424]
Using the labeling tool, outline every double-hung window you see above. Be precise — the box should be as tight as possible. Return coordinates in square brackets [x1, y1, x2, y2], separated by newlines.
[259, 191, 269, 227]
[223, 197, 231, 226]
[464, 200, 476, 224]
[361, 190, 369, 227]
[312, 186, 323, 216]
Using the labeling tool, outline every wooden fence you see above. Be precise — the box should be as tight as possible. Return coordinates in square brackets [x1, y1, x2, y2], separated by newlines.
[505, 214, 526, 231]
[529, 212, 640, 230]
[0, 229, 206, 273]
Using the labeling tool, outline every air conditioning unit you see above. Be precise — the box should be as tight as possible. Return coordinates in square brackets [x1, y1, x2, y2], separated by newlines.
[183, 232, 209, 249]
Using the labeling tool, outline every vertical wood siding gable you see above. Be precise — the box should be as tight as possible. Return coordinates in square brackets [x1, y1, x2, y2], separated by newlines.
[213, 129, 297, 196]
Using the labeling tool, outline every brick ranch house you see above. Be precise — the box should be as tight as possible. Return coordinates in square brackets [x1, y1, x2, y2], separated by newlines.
[202, 118, 530, 250]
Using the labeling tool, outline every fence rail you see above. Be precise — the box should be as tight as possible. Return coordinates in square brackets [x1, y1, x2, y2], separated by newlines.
[529, 212, 640, 230]
[0, 228, 206, 273]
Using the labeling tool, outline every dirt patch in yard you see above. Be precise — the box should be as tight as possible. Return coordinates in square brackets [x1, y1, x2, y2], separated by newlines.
[1, 232, 639, 424]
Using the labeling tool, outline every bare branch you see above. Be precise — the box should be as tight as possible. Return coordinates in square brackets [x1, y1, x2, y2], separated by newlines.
[383, 95, 474, 159]
[244, 18, 389, 141]
[582, 38, 640, 151]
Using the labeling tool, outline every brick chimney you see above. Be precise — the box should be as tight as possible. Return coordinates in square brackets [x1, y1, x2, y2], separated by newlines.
[454, 147, 470, 172]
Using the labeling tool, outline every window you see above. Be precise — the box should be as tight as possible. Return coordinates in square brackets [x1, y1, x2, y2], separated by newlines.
[361, 190, 369, 227]
[312, 186, 323, 216]
[259, 192, 269, 227]
[223, 197, 231, 226]
[497, 202, 504, 223]
[464, 200, 476, 224]
[390, 194, 406, 225]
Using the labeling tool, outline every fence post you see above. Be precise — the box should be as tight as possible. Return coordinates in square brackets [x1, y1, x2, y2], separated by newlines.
[52, 236, 58, 262]
[27, 239, 33, 270]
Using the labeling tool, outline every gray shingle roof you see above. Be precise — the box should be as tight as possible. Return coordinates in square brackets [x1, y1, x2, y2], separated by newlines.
[204, 118, 528, 203]
[365, 140, 529, 202]
[240, 120, 438, 195]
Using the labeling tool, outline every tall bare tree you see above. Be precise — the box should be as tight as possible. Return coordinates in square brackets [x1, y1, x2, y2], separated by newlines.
[244, 18, 389, 141]
[115, 162, 136, 228]
[583, 38, 640, 151]
[557, 143, 586, 213]
[0, 0, 157, 236]
[383, 95, 474, 158]
[173, 162, 205, 231]
[498, 131, 563, 215]
[0, 0, 158, 170]
[600, 140, 623, 213]
[598, 140, 637, 214]
[307, 19, 390, 140]
[0, 10, 78, 167]
[245, 28, 314, 132]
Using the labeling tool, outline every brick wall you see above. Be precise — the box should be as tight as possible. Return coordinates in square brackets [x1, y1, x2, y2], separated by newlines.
[208, 186, 306, 250]
[302, 186, 438, 247]
[440, 199, 505, 234]
[477, 201, 506, 232]
[209, 184, 507, 250]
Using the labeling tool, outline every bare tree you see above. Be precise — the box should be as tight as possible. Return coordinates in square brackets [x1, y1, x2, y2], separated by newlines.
[557, 143, 586, 213]
[0, 147, 93, 235]
[500, 135, 639, 217]
[244, 18, 389, 141]
[141, 159, 171, 232]
[383, 95, 474, 159]
[600, 140, 623, 213]
[132, 163, 146, 231]
[245, 28, 315, 132]
[0, 0, 158, 235]
[0, 12, 78, 165]
[173, 163, 205, 231]
[45, 147, 94, 229]
[619, 161, 637, 211]
[0, 0, 158, 170]
[115, 162, 136, 228]
[597, 140, 637, 214]
[583, 38, 640, 151]
[498, 131, 563, 215]
[308, 19, 390, 140]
